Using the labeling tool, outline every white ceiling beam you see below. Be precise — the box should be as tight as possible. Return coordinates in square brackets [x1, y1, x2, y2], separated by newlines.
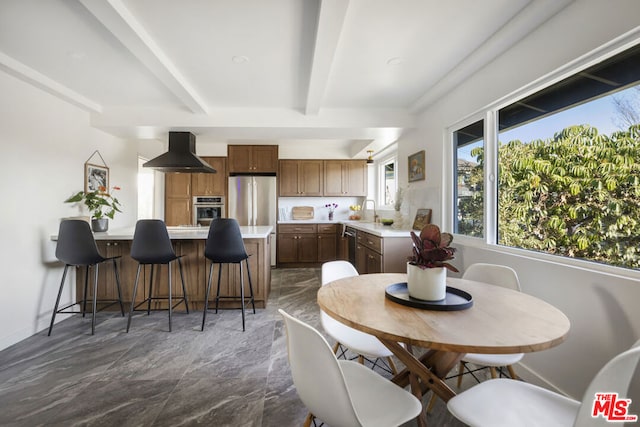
[79, 0, 208, 114]
[304, 0, 350, 115]
[410, 0, 573, 112]
[0, 51, 102, 113]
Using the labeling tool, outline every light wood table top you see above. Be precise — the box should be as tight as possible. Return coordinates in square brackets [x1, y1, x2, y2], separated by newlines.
[317, 273, 570, 355]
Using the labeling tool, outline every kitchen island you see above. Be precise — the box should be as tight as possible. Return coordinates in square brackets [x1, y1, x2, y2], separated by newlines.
[53, 225, 273, 310]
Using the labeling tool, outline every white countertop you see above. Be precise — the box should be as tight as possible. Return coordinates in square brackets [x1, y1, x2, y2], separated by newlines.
[278, 220, 413, 238]
[52, 225, 274, 241]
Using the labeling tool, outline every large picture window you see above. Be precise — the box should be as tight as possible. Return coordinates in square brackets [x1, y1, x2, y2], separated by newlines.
[453, 43, 640, 270]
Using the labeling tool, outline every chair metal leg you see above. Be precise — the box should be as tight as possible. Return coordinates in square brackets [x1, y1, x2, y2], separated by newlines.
[147, 264, 154, 315]
[215, 263, 222, 313]
[168, 262, 173, 332]
[91, 264, 99, 335]
[245, 259, 255, 314]
[48, 264, 69, 336]
[113, 258, 125, 316]
[240, 261, 246, 331]
[82, 266, 89, 317]
[177, 257, 189, 313]
[127, 264, 142, 332]
[202, 262, 215, 331]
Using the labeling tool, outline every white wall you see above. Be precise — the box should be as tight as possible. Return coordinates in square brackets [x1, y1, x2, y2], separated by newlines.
[403, 2, 640, 399]
[0, 71, 138, 350]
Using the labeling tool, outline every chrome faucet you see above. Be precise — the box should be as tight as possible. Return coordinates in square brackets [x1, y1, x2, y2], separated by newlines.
[363, 199, 378, 223]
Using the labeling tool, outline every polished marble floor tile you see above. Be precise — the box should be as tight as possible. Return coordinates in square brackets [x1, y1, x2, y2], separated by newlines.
[0, 268, 469, 426]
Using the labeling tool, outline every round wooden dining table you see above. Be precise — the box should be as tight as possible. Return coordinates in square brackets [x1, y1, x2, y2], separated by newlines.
[317, 273, 570, 427]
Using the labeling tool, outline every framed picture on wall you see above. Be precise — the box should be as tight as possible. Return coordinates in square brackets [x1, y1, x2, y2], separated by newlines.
[408, 150, 425, 182]
[85, 163, 109, 192]
[412, 208, 432, 230]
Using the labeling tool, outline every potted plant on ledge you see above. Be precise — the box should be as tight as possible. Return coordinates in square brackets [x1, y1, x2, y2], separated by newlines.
[407, 223, 458, 301]
[64, 186, 122, 232]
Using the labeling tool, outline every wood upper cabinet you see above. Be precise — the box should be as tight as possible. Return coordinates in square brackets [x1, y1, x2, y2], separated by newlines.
[228, 145, 278, 174]
[324, 160, 367, 197]
[278, 160, 323, 196]
[191, 157, 227, 196]
[165, 172, 191, 198]
[165, 173, 192, 226]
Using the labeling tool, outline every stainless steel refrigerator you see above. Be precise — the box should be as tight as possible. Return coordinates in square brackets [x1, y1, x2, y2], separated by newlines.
[228, 176, 277, 266]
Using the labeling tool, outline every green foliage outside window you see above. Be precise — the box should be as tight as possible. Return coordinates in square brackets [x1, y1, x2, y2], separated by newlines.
[465, 123, 640, 269]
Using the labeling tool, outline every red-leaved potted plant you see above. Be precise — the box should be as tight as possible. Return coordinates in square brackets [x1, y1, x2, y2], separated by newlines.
[407, 224, 458, 301]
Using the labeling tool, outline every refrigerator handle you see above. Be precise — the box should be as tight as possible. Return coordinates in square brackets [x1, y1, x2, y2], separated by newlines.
[252, 178, 258, 226]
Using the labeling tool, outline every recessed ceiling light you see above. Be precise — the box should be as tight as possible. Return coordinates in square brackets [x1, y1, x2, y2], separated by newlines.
[232, 55, 249, 64]
[387, 57, 402, 66]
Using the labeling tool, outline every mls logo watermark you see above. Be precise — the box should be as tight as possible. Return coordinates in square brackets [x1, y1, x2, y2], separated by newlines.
[592, 393, 638, 422]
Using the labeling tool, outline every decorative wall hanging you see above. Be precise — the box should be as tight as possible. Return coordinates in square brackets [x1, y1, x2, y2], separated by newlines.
[84, 150, 109, 192]
[408, 150, 425, 182]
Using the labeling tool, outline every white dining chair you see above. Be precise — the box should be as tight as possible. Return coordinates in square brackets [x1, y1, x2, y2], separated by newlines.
[279, 309, 422, 427]
[457, 263, 524, 385]
[321, 261, 398, 374]
[447, 340, 640, 426]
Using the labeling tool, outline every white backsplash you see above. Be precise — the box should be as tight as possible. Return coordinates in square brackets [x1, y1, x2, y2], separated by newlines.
[278, 196, 363, 221]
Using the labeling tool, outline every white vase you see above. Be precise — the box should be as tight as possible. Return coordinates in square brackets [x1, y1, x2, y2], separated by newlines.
[407, 263, 447, 301]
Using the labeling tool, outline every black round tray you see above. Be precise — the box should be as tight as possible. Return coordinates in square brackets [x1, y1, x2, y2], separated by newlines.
[385, 282, 473, 311]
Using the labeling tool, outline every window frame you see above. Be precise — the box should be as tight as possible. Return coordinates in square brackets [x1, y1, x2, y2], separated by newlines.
[377, 152, 398, 210]
[446, 31, 640, 278]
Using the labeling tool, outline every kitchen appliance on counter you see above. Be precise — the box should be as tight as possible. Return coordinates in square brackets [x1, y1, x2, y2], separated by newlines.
[193, 196, 225, 226]
[228, 175, 277, 266]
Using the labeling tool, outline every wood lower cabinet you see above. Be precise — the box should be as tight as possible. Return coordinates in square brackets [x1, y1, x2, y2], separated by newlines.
[354, 230, 411, 274]
[317, 224, 337, 262]
[277, 223, 338, 266]
[228, 145, 278, 174]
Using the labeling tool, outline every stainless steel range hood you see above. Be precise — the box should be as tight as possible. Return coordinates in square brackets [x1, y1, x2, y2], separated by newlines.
[143, 132, 217, 173]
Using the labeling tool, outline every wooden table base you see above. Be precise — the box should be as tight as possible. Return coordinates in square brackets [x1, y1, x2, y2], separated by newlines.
[381, 339, 464, 426]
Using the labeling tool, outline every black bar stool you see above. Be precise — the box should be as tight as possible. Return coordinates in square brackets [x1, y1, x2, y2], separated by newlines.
[49, 219, 125, 336]
[202, 218, 255, 331]
[126, 219, 189, 332]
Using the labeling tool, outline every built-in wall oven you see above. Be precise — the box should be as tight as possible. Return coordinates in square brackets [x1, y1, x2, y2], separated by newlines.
[193, 196, 225, 226]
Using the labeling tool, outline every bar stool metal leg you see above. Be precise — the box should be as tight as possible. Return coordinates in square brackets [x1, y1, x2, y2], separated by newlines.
[202, 262, 215, 331]
[177, 257, 189, 313]
[127, 264, 143, 333]
[113, 259, 125, 316]
[82, 267, 89, 317]
[91, 264, 99, 335]
[48, 265, 70, 336]
[240, 262, 245, 332]
[147, 265, 154, 315]
[245, 259, 256, 314]
[168, 262, 173, 332]
[215, 263, 222, 314]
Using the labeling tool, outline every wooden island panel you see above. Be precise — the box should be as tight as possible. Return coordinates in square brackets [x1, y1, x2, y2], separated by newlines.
[79, 237, 271, 311]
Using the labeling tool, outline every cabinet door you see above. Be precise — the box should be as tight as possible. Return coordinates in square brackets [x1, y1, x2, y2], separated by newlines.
[278, 160, 300, 196]
[355, 243, 367, 274]
[228, 145, 253, 174]
[365, 247, 383, 274]
[277, 234, 298, 263]
[299, 160, 323, 196]
[323, 160, 345, 196]
[253, 146, 278, 173]
[298, 234, 319, 262]
[166, 173, 191, 198]
[165, 198, 191, 226]
[192, 157, 226, 196]
[346, 160, 367, 196]
[317, 233, 337, 262]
